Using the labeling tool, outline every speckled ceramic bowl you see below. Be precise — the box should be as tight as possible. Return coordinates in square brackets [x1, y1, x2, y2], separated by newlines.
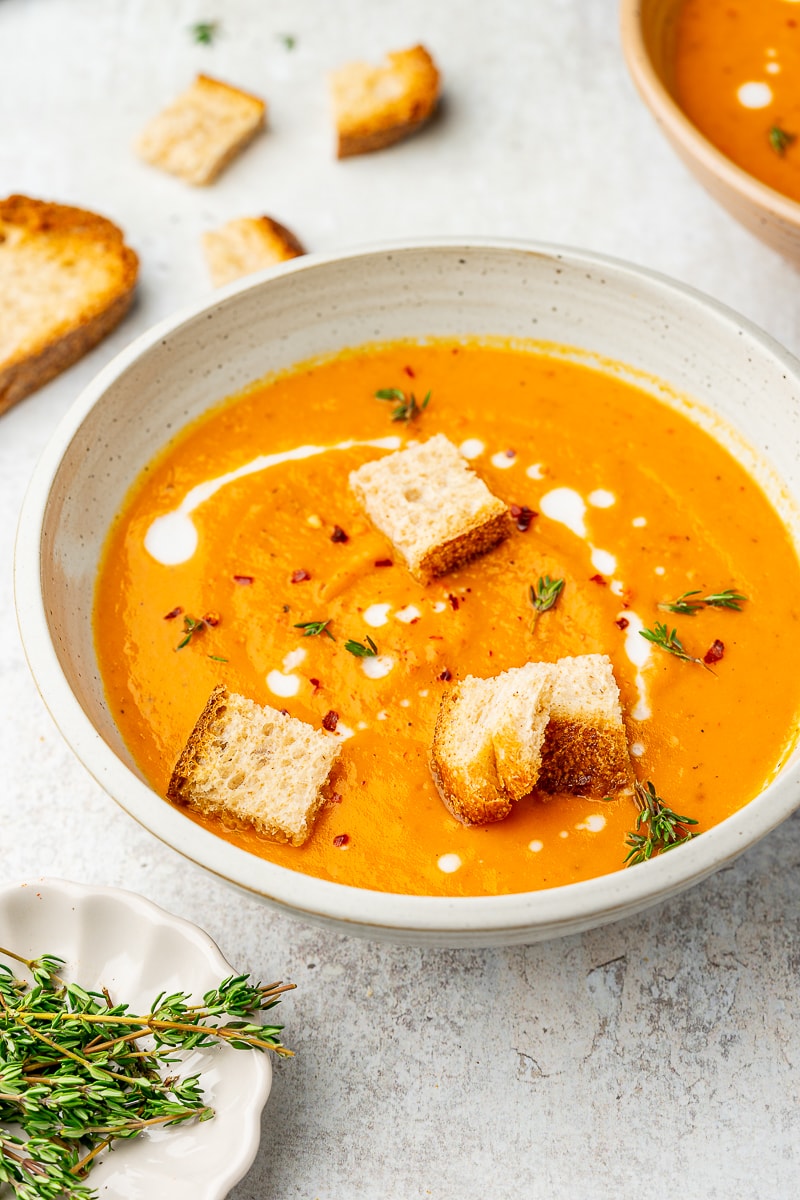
[14, 240, 800, 946]
[0, 878, 271, 1198]
[620, 0, 800, 262]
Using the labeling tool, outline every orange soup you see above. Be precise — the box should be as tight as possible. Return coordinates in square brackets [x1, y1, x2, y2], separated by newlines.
[675, 0, 800, 203]
[94, 340, 800, 896]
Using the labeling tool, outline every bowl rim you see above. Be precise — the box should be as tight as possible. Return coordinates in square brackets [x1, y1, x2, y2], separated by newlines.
[619, 0, 800, 228]
[14, 235, 800, 940]
[0, 876, 272, 1196]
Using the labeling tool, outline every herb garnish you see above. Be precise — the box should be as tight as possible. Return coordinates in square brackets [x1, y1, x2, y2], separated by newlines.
[375, 387, 431, 423]
[207, 654, 228, 663]
[294, 619, 335, 640]
[277, 33, 296, 50]
[190, 20, 218, 44]
[658, 588, 747, 616]
[624, 780, 699, 865]
[529, 575, 564, 630]
[345, 636, 378, 657]
[0, 948, 292, 1200]
[176, 614, 206, 649]
[769, 125, 796, 157]
[639, 621, 716, 673]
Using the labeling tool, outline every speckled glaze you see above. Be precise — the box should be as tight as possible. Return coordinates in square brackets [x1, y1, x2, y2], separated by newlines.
[620, 0, 800, 263]
[14, 240, 800, 945]
[0, 878, 271, 1198]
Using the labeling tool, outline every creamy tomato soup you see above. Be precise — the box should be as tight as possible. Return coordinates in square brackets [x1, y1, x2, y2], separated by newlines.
[675, 0, 800, 203]
[94, 341, 800, 896]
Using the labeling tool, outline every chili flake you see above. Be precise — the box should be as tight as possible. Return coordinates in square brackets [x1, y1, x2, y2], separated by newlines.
[322, 710, 339, 732]
[333, 833, 350, 848]
[615, 617, 630, 630]
[331, 525, 349, 544]
[704, 639, 725, 665]
[374, 558, 393, 567]
[291, 569, 311, 583]
[438, 668, 452, 681]
[163, 606, 183, 620]
[233, 575, 254, 585]
[589, 574, 607, 586]
[448, 593, 460, 611]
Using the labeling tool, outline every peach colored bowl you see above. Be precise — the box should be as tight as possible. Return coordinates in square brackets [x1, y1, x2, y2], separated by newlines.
[620, 0, 800, 262]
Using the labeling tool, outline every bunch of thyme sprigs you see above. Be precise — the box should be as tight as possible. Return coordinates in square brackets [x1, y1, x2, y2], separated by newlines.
[624, 780, 699, 866]
[0, 949, 292, 1199]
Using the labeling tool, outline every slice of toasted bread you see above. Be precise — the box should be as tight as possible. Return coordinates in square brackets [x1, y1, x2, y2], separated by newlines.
[0, 195, 138, 416]
[349, 433, 510, 584]
[167, 685, 341, 846]
[135, 74, 266, 186]
[538, 654, 632, 796]
[330, 44, 440, 158]
[202, 216, 305, 287]
[431, 663, 555, 825]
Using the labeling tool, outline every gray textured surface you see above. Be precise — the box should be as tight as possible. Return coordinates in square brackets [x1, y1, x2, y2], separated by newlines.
[2, 1, 799, 1196]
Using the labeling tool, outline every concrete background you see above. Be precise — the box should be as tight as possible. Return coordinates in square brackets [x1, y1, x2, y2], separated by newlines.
[2, 1, 799, 1196]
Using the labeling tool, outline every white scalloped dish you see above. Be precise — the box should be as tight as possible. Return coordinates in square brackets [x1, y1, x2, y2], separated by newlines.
[0, 879, 272, 1200]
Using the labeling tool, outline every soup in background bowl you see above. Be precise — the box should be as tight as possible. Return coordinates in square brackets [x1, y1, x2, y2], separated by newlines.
[14, 240, 800, 945]
[621, 0, 800, 262]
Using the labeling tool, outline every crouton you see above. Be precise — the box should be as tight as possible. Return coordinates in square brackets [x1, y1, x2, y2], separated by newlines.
[431, 663, 555, 825]
[0, 195, 138, 416]
[538, 654, 632, 796]
[349, 433, 510, 584]
[202, 215, 305, 287]
[330, 44, 440, 158]
[167, 685, 341, 846]
[135, 74, 266, 186]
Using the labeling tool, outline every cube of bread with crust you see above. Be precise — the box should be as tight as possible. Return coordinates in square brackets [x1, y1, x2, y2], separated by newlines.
[167, 686, 341, 846]
[135, 74, 266, 186]
[538, 654, 632, 796]
[349, 433, 510, 583]
[0, 195, 138, 416]
[330, 44, 440, 158]
[202, 216, 305, 287]
[431, 663, 555, 825]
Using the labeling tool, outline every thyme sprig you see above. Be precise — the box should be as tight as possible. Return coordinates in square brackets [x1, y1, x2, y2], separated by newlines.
[374, 387, 431, 423]
[624, 780, 699, 865]
[0, 950, 292, 1199]
[528, 575, 564, 631]
[189, 20, 218, 44]
[769, 124, 796, 157]
[345, 636, 378, 657]
[294, 620, 335, 640]
[658, 588, 747, 616]
[176, 614, 206, 649]
[639, 621, 716, 673]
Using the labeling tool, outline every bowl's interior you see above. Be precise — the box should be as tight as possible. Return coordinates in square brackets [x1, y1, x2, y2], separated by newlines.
[18, 242, 800, 941]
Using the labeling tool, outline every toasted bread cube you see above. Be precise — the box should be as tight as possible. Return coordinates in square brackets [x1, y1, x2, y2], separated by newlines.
[135, 74, 266, 186]
[538, 654, 632, 796]
[431, 663, 555, 825]
[330, 44, 440, 158]
[167, 686, 341, 846]
[349, 433, 510, 583]
[202, 216, 305, 287]
[0, 195, 138, 416]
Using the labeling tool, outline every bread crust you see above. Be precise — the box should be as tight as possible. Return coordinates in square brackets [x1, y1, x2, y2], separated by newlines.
[430, 690, 513, 826]
[167, 684, 228, 808]
[332, 45, 440, 158]
[0, 195, 138, 415]
[538, 718, 632, 797]
[417, 510, 512, 584]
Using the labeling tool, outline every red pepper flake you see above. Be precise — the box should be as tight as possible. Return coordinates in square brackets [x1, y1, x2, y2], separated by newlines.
[704, 639, 725, 665]
[510, 504, 536, 532]
[448, 593, 460, 611]
[333, 833, 350, 848]
[322, 709, 339, 732]
[279, 708, 289, 716]
[403, 365, 416, 378]
[589, 574, 607, 586]
[330, 525, 349, 544]
[233, 575, 254, 585]
[329, 792, 343, 805]
[309, 677, 321, 693]
[202, 611, 221, 627]
[163, 606, 183, 620]
[505, 448, 516, 459]
[615, 617, 630, 630]
[438, 668, 452, 681]
[291, 569, 311, 583]
[374, 558, 393, 568]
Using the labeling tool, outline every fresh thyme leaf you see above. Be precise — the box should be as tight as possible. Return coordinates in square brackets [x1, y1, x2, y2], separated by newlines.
[624, 779, 699, 865]
[190, 20, 218, 44]
[374, 387, 431, 423]
[639, 621, 716, 673]
[769, 124, 796, 156]
[528, 575, 564, 630]
[294, 620, 335, 641]
[658, 587, 747, 615]
[345, 636, 378, 657]
[207, 654, 228, 663]
[176, 615, 205, 650]
[0, 955, 293, 1200]
[277, 32, 296, 49]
